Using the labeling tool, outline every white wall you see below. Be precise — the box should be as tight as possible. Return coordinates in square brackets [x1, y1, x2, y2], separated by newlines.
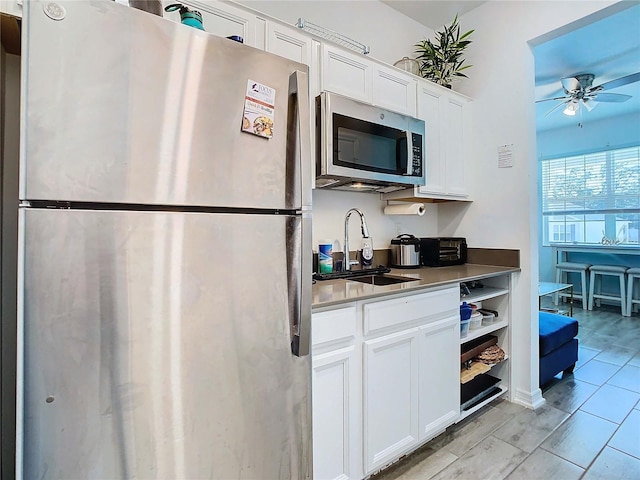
[311, 189, 439, 252]
[452, 0, 621, 408]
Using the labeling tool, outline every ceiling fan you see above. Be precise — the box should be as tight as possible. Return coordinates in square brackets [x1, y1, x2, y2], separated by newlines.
[536, 72, 640, 117]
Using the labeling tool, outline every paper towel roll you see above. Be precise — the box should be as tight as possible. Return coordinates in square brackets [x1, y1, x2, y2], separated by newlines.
[383, 203, 426, 216]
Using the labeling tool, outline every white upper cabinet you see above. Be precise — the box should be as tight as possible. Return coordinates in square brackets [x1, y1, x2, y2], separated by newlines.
[265, 22, 313, 65]
[320, 44, 417, 116]
[444, 95, 468, 197]
[162, 0, 265, 49]
[417, 81, 471, 199]
[372, 64, 417, 116]
[0, 0, 22, 18]
[417, 84, 446, 195]
[320, 44, 373, 104]
[384, 79, 472, 202]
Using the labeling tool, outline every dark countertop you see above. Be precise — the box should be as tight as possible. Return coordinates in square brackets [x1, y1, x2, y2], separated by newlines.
[312, 263, 520, 308]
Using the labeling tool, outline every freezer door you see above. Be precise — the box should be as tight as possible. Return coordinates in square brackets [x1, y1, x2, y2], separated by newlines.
[22, 1, 310, 210]
[20, 208, 312, 479]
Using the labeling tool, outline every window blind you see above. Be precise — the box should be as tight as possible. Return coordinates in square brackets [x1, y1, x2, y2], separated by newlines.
[542, 146, 640, 216]
[541, 145, 640, 246]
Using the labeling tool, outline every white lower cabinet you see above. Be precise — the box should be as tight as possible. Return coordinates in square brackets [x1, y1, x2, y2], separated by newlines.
[312, 305, 361, 480]
[310, 278, 511, 479]
[313, 346, 360, 480]
[417, 316, 460, 440]
[312, 285, 461, 479]
[363, 328, 420, 473]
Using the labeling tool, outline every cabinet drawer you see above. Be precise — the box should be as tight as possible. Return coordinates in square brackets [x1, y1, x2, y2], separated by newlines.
[364, 286, 459, 336]
[312, 305, 357, 346]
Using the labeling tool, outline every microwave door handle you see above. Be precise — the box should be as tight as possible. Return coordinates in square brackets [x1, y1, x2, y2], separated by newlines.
[405, 130, 413, 175]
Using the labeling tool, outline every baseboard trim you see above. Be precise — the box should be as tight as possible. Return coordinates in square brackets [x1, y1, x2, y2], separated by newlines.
[513, 387, 546, 409]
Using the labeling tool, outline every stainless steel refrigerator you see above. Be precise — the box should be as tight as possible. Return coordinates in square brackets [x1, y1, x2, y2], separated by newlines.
[18, 1, 312, 478]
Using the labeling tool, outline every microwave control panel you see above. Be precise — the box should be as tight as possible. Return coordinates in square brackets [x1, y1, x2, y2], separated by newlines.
[411, 132, 423, 176]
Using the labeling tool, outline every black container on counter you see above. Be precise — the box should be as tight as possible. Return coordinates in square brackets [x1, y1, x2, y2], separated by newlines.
[420, 237, 467, 267]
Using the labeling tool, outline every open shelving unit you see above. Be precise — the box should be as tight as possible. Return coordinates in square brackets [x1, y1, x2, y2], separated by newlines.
[462, 286, 509, 304]
[457, 274, 511, 422]
[460, 319, 508, 344]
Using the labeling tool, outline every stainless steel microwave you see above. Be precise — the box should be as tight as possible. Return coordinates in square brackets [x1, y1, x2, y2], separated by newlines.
[315, 92, 426, 193]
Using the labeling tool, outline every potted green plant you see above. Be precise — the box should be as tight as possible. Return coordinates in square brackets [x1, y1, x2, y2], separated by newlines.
[414, 15, 474, 88]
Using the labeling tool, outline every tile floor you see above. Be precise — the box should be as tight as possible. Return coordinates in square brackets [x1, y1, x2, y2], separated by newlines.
[374, 300, 640, 480]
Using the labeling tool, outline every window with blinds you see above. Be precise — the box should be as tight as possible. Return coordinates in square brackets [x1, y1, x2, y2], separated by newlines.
[541, 145, 640, 246]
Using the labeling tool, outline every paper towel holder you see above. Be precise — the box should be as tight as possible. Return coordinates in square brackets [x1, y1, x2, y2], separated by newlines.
[383, 201, 427, 216]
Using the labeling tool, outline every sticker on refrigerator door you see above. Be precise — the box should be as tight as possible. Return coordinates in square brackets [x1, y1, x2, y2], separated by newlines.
[242, 80, 275, 139]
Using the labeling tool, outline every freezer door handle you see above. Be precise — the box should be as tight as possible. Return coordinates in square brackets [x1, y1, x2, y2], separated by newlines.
[287, 70, 311, 209]
[289, 212, 311, 357]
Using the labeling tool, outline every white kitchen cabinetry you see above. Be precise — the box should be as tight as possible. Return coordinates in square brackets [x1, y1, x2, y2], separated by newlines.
[372, 64, 417, 116]
[265, 22, 313, 65]
[320, 44, 373, 104]
[363, 328, 419, 473]
[162, 0, 266, 48]
[0, 0, 22, 18]
[383, 80, 472, 202]
[312, 305, 362, 480]
[417, 316, 460, 440]
[320, 44, 417, 116]
[417, 81, 470, 198]
[361, 285, 459, 474]
[311, 276, 511, 479]
[458, 274, 512, 421]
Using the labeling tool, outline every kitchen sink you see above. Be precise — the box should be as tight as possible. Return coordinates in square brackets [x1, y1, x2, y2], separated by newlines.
[348, 274, 417, 286]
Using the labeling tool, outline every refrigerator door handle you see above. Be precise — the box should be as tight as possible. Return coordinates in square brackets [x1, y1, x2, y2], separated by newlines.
[289, 212, 312, 357]
[287, 70, 311, 209]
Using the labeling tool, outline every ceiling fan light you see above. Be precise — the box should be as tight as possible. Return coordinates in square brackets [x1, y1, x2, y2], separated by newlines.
[563, 101, 579, 116]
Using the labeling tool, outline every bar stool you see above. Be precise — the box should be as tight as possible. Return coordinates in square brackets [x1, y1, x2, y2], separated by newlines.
[626, 267, 640, 317]
[588, 265, 628, 316]
[555, 262, 590, 310]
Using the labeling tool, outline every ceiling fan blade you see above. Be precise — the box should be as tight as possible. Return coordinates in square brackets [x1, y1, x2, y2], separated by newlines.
[544, 100, 570, 117]
[561, 77, 581, 93]
[536, 95, 571, 103]
[581, 98, 597, 111]
[592, 92, 632, 103]
[594, 72, 640, 91]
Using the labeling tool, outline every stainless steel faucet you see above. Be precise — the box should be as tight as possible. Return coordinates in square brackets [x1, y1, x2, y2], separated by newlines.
[344, 208, 370, 271]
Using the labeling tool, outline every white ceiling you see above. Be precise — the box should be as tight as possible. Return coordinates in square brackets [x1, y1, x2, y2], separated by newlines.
[382, 1, 640, 133]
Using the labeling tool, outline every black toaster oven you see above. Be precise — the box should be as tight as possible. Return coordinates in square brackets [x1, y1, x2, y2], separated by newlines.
[419, 237, 467, 267]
